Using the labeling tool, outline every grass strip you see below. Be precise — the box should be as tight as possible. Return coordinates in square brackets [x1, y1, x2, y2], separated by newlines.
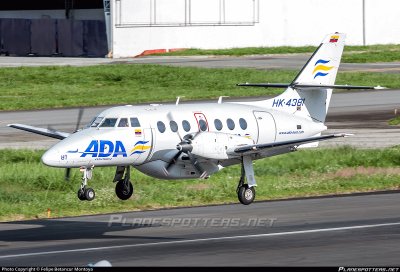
[157, 44, 400, 63]
[389, 116, 400, 126]
[0, 65, 398, 111]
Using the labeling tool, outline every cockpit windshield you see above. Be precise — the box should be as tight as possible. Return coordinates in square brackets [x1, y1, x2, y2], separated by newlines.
[89, 117, 104, 128]
[100, 118, 118, 127]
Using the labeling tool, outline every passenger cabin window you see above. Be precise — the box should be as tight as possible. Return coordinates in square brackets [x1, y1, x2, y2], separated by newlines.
[130, 117, 141, 127]
[199, 119, 207, 131]
[182, 120, 191, 132]
[239, 118, 247, 130]
[157, 121, 166, 133]
[170, 121, 178, 132]
[90, 117, 103, 127]
[227, 118, 235, 130]
[214, 119, 223, 131]
[118, 118, 129, 127]
[100, 118, 118, 127]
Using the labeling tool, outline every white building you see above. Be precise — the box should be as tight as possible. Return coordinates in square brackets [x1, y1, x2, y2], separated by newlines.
[1, 0, 399, 58]
[110, 0, 400, 58]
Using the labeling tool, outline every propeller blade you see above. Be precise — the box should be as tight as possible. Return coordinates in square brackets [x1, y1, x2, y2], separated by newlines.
[187, 151, 208, 178]
[75, 108, 84, 132]
[47, 125, 56, 132]
[167, 111, 183, 141]
[165, 150, 183, 172]
[65, 168, 71, 181]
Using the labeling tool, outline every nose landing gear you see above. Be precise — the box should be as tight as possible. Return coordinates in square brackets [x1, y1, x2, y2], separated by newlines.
[77, 167, 95, 201]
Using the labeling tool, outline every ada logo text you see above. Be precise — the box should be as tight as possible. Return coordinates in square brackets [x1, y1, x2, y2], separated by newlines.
[81, 140, 127, 157]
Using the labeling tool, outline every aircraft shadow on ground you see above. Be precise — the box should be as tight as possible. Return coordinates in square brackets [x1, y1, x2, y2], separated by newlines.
[0, 219, 178, 242]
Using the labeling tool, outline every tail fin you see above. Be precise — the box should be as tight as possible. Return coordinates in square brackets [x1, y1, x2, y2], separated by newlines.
[291, 33, 345, 86]
[239, 33, 347, 123]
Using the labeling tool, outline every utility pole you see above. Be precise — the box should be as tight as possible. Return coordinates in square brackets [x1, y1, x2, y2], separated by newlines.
[362, 0, 366, 46]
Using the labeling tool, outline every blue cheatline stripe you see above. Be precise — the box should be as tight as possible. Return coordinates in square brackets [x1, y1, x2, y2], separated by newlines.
[131, 151, 145, 155]
[134, 141, 149, 146]
[314, 59, 330, 66]
[313, 72, 329, 79]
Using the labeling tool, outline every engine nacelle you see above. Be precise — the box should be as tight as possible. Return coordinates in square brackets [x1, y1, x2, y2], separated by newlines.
[189, 132, 254, 160]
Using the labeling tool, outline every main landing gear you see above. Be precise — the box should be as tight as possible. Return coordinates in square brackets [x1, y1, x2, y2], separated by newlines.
[78, 167, 95, 201]
[237, 156, 257, 205]
[113, 166, 134, 200]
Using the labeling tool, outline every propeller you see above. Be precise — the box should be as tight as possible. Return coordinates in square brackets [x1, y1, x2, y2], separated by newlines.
[74, 108, 84, 132]
[164, 112, 207, 177]
[65, 108, 84, 181]
[65, 168, 71, 181]
[164, 112, 185, 172]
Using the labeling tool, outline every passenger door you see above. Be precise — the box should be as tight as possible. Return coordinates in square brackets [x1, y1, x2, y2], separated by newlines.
[194, 113, 209, 132]
[253, 111, 276, 144]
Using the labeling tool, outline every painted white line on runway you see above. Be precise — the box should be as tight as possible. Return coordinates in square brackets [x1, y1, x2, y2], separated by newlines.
[1, 221, 399, 259]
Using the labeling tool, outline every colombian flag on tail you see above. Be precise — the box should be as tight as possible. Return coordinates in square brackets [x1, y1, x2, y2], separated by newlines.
[329, 35, 339, 43]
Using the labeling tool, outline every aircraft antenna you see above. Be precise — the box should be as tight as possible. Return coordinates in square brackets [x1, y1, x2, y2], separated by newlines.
[218, 96, 229, 104]
[176, 96, 184, 105]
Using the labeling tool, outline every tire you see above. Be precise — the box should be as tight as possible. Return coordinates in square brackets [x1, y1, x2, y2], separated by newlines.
[78, 188, 86, 201]
[85, 187, 95, 201]
[237, 184, 255, 205]
[115, 180, 134, 200]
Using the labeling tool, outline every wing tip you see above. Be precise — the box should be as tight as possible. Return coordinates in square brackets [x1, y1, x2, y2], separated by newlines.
[334, 133, 354, 137]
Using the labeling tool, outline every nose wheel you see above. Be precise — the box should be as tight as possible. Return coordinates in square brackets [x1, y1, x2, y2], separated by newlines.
[77, 167, 95, 201]
[77, 187, 95, 201]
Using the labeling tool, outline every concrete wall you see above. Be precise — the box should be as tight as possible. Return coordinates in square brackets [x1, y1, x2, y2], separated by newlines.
[115, 0, 400, 57]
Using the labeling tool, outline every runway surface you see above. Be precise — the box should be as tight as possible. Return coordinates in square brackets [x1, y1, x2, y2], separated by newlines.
[1, 89, 399, 149]
[1, 55, 400, 74]
[0, 192, 399, 266]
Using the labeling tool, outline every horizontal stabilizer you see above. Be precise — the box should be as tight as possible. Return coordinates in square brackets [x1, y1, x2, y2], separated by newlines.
[237, 83, 290, 88]
[8, 124, 70, 140]
[237, 82, 384, 90]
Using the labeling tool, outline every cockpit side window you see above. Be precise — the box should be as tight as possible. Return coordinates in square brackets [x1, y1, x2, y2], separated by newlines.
[100, 118, 118, 127]
[118, 118, 129, 127]
[130, 117, 141, 127]
[90, 117, 104, 127]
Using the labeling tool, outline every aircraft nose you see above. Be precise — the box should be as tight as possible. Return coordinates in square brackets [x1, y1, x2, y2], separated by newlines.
[41, 148, 61, 167]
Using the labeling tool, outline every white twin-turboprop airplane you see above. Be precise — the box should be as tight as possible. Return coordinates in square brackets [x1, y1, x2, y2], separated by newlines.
[9, 33, 381, 205]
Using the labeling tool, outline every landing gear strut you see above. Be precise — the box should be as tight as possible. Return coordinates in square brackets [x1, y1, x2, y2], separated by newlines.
[78, 167, 95, 201]
[237, 156, 256, 205]
[114, 166, 134, 200]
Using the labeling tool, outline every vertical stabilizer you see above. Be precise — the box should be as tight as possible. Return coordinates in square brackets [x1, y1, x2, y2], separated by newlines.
[292, 33, 346, 86]
[259, 33, 346, 123]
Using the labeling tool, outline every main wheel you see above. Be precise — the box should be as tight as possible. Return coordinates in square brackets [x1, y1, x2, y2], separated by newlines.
[237, 184, 255, 205]
[78, 188, 86, 201]
[115, 180, 133, 200]
[85, 187, 95, 201]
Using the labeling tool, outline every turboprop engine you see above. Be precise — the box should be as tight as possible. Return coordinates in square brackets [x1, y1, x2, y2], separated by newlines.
[177, 132, 254, 160]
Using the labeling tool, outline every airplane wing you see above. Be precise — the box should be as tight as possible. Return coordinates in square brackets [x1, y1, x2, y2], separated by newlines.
[229, 133, 350, 156]
[7, 124, 70, 140]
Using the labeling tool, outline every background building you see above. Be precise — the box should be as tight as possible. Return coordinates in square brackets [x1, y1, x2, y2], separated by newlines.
[0, 0, 399, 58]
